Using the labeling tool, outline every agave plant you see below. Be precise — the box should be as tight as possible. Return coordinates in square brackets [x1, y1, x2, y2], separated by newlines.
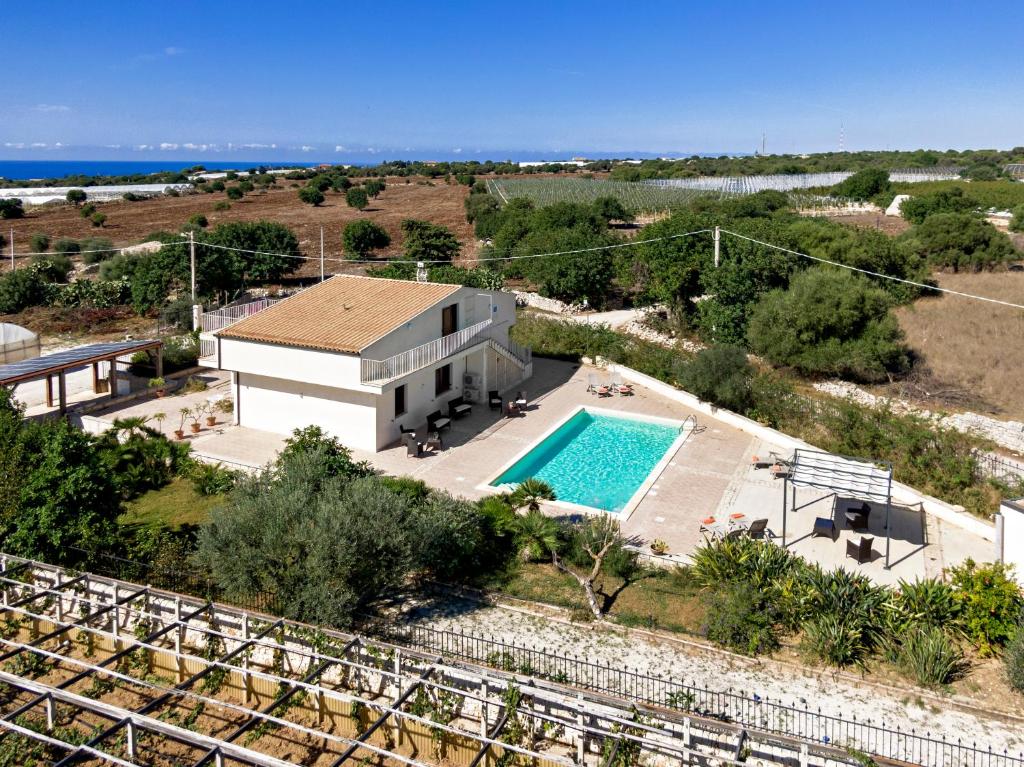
[802, 613, 868, 668]
[894, 578, 961, 633]
[897, 625, 966, 687]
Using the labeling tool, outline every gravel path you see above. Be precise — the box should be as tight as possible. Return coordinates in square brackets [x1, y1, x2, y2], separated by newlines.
[395, 594, 1024, 756]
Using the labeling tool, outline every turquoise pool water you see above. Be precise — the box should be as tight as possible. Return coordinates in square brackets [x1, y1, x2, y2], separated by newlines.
[492, 409, 680, 512]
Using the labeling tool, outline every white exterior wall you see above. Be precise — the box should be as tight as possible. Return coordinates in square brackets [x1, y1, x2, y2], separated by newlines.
[237, 372, 380, 452]
[218, 336, 367, 390]
[999, 500, 1024, 585]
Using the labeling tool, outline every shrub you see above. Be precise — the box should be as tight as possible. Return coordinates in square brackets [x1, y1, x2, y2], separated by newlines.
[80, 237, 116, 265]
[677, 345, 753, 412]
[1010, 205, 1024, 233]
[701, 582, 779, 655]
[401, 219, 460, 262]
[54, 238, 80, 256]
[0, 268, 49, 313]
[1006, 626, 1024, 692]
[90, 212, 107, 228]
[298, 186, 325, 206]
[803, 614, 867, 667]
[30, 254, 72, 282]
[342, 219, 391, 258]
[364, 179, 385, 198]
[901, 213, 1015, 272]
[225, 186, 244, 200]
[213, 201, 230, 211]
[29, 233, 50, 253]
[65, 189, 87, 206]
[186, 461, 238, 496]
[899, 187, 978, 224]
[948, 559, 1023, 655]
[747, 267, 910, 383]
[896, 625, 965, 687]
[80, 203, 96, 218]
[0, 198, 25, 219]
[187, 213, 208, 229]
[894, 578, 960, 631]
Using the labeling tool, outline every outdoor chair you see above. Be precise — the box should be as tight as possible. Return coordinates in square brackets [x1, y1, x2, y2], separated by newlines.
[488, 390, 502, 410]
[610, 372, 633, 395]
[515, 390, 528, 409]
[507, 400, 523, 417]
[844, 502, 871, 531]
[448, 395, 472, 419]
[746, 518, 769, 539]
[399, 424, 416, 435]
[846, 536, 874, 564]
[427, 410, 451, 433]
[402, 433, 423, 458]
[812, 516, 837, 541]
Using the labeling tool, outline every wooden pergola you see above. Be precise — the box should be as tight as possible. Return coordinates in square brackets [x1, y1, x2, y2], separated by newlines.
[0, 339, 163, 414]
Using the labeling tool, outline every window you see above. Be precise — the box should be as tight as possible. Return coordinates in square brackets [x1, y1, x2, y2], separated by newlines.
[435, 364, 452, 396]
[394, 384, 406, 417]
[442, 303, 458, 336]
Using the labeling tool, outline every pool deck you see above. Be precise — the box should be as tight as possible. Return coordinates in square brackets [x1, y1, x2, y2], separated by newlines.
[88, 358, 995, 585]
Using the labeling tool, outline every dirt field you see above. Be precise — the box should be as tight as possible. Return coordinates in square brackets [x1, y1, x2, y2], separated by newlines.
[892, 271, 1024, 419]
[6, 177, 477, 277]
[820, 211, 912, 236]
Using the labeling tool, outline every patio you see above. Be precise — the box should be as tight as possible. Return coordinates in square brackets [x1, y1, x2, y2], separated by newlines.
[90, 357, 995, 585]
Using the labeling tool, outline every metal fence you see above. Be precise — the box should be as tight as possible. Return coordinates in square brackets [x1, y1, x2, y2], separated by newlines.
[372, 622, 1024, 767]
[360, 319, 493, 383]
[973, 451, 1024, 486]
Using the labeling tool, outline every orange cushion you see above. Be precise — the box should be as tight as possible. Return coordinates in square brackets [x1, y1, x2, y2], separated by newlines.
[702, 517, 716, 525]
[730, 513, 745, 520]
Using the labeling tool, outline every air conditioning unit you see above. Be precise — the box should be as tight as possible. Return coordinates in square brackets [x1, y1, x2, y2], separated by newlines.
[463, 372, 482, 388]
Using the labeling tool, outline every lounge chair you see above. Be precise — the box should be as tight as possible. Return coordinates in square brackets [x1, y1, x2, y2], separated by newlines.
[610, 372, 634, 395]
[488, 390, 502, 410]
[812, 517, 836, 540]
[402, 433, 423, 458]
[846, 536, 874, 564]
[587, 374, 611, 397]
[746, 518, 769, 539]
[427, 410, 451, 433]
[448, 395, 472, 419]
[399, 424, 416, 435]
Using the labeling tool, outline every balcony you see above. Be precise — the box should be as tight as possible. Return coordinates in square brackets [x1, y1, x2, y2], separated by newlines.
[360, 319, 492, 384]
[199, 297, 286, 333]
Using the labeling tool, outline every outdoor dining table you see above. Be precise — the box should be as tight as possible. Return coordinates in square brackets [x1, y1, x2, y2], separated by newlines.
[704, 516, 749, 539]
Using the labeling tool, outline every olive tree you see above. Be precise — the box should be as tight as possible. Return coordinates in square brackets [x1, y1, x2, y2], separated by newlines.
[342, 219, 391, 259]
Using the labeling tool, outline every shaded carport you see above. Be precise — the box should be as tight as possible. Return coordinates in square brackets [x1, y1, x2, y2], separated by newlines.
[781, 448, 896, 568]
[0, 340, 162, 414]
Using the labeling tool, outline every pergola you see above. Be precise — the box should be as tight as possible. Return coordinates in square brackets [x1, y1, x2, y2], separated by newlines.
[0, 339, 162, 414]
[781, 448, 895, 568]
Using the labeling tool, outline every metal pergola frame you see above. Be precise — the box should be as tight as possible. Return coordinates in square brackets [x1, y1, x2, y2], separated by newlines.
[781, 448, 895, 568]
[0, 555, 860, 767]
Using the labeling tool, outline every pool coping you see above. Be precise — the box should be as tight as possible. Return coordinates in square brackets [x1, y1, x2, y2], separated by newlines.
[477, 404, 694, 520]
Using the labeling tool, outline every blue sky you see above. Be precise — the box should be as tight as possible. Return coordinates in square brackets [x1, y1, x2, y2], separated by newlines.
[3, 1, 1023, 161]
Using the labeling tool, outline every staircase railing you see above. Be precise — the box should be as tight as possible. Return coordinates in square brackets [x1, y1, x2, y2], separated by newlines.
[360, 319, 492, 384]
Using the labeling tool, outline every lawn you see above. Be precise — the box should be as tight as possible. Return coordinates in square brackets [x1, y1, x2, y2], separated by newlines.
[119, 477, 224, 531]
[488, 562, 707, 634]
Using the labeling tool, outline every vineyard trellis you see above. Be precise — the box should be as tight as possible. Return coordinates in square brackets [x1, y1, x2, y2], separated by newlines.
[485, 177, 726, 212]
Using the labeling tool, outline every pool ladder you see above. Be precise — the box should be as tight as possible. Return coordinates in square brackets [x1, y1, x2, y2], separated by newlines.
[679, 414, 697, 434]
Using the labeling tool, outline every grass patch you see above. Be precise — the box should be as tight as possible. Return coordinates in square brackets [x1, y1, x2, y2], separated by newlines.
[120, 477, 224, 531]
[489, 562, 706, 635]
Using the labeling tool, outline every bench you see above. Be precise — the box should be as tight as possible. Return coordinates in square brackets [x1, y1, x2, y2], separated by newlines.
[448, 395, 472, 419]
[427, 410, 451, 433]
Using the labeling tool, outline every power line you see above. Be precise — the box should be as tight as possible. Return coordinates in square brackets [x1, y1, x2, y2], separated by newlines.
[719, 228, 1024, 311]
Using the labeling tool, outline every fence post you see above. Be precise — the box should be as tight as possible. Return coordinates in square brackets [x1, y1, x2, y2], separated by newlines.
[242, 612, 251, 704]
[480, 678, 489, 737]
[175, 596, 183, 683]
[799, 743, 808, 767]
[55, 571, 64, 623]
[577, 694, 586, 761]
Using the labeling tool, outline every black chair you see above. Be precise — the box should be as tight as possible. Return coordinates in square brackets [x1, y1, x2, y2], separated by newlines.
[844, 502, 871, 531]
[488, 390, 502, 410]
[399, 424, 416, 435]
[402, 433, 423, 458]
[846, 536, 874, 564]
[812, 516, 836, 540]
[427, 410, 451, 433]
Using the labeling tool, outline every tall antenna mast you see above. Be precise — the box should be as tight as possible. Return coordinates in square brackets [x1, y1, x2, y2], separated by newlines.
[761, 131, 766, 156]
[839, 122, 845, 153]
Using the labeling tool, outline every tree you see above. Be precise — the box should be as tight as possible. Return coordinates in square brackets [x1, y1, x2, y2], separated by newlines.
[277, 425, 373, 482]
[54, 238, 80, 255]
[0, 198, 25, 219]
[400, 219, 460, 262]
[29, 233, 50, 253]
[901, 213, 1015, 272]
[747, 266, 910, 383]
[342, 219, 391, 259]
[0, 267, 49, 313]
[298, 186, 325, 206]
[186, 213, 208, 229]
[592, 195, 634, 224]
[831, 168, 890, 201]
[66, 189, 87, 206]
[226, 186, 244, 201]
[364, 179, 385, 198]
[346, 187, 369, 210]
[510, 478, 556, 512]
[678, 346, 754, 413]
[1011, 205, 1024, 233]
[91, 212, 107, 228]
[80, 203, 96, 219]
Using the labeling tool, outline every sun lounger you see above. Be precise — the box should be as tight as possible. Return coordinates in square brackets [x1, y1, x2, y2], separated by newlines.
[746, 518, 769, 539]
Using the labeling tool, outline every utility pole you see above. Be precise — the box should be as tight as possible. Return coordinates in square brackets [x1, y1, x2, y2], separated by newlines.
[189, 229, 196, 300]
[713, 226, 720, 268]
[8, 228, 13, 271]
[320, 226, 325, 282]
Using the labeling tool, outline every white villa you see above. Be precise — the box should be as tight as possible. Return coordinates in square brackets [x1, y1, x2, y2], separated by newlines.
[198, 275, 531, 452]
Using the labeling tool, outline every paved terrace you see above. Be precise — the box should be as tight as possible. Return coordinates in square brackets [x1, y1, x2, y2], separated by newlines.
[91, 359, 993, 585]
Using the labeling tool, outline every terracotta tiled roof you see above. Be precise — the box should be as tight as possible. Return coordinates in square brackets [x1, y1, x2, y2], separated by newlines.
[218, 275, 462, 353]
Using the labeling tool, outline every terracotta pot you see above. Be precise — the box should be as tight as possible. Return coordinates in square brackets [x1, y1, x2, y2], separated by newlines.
[154, 389, 165, 398]
[205, 416, 217, 427]
[190, 423, 201, 434]
[174, 430, 186, 440]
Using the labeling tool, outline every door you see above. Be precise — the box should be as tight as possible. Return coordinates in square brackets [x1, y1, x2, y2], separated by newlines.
[442, 303, 458, 337]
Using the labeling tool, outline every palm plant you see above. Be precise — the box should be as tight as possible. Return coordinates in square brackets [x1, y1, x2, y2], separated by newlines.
[509, 478, 556, 512]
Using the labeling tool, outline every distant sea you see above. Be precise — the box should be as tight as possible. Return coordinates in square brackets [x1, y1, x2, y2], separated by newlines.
[0, 160, 319, 181]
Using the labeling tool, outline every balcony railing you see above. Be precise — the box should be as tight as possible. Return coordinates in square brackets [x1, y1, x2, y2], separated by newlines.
[199, 297, 286, 334]
[360, 319, 492, 384]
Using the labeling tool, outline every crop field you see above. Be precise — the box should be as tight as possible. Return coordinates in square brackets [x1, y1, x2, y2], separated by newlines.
[486, 177, 722, 211]
[644, 167, 963, 195]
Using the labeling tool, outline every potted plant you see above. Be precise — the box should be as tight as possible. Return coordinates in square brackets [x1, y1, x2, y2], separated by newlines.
[188, 408, 202, 434]
[148, 376, 166, 397]
[152, 412, 166, 435]
[175, 408, 189, 440]
[650, 539, 669, 556]
[202, 402, 217, 428]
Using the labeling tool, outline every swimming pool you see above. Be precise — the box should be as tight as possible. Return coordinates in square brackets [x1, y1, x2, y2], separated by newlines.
[489, 407, 687, 515]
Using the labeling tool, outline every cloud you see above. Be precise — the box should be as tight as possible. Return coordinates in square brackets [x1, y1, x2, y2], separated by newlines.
[232, 142, 275, 150]
[164, 46, 185, 56]
[33, 104, 71, 113]
[335, 145, 347, 152]
[159, 142, 179, 151]
[30, 142, 48, 148]
[135, 144, 153, 151]
[4, 143, 26, 149]
[300, 145, 316, 153]
[452, 147, 463, 154]
[105, 144, 122, 149]
[183, 142, 216, 151]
